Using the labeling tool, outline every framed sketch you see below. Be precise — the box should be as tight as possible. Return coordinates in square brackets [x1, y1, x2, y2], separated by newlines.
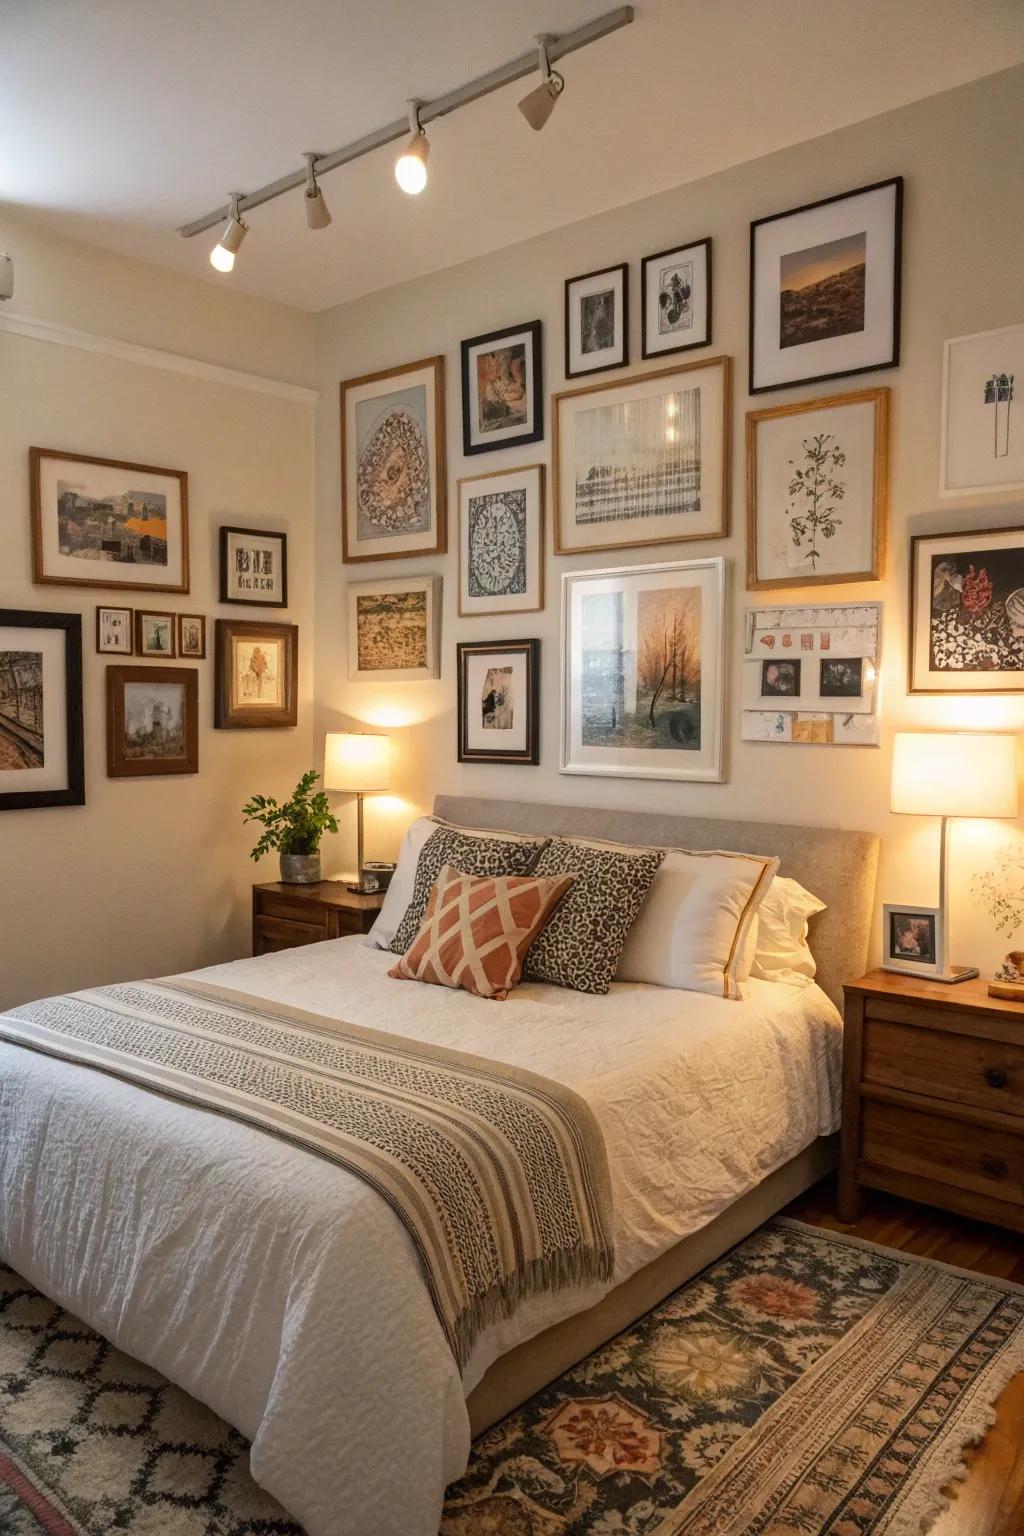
[564, 263, 628, 378]
[909, 526, 1024, 694]
[561, 557, 725, 783]
[340, 355, 446, 563]
[882, 904, 942, 979]
[214, 620, 298, 728]
[940, 324, 1024, 497]
[135, 610, 176, 658]
[219, 526, 288, 607]
[461, 321, 543, 456]
[178, 614, 206, 659]
[641, 237, 712, 359]
[749, 177, 902, 394]
[348, 576, 440, 682]
[742, 602, 882, 746]
[0, 610, 84, 811]
[552, 356, 730, 556]
[457, 639, 540, 765]
[96, 606, 133, 655]
[458, 464, 543, 617]
[106, 665, 198, 778]
[30, 447, 189, 593]
[746, 387, 888, 589]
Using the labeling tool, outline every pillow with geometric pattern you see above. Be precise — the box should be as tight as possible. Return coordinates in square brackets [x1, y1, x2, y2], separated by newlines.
[388, 823, 548, 955]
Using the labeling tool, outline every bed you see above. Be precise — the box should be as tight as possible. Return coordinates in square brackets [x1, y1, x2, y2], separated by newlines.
[0, 797, 878, 1536]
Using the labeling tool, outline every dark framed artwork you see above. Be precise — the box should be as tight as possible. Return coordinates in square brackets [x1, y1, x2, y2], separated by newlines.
[96, 606, 133, 655]
[749, 176, 902, 394]
[106, 665, 198, 778]
[214, 619, 298, 728]
[909, 525, 1024, 694]
[135, 610, 177, 658]
[219, 526, 288, 607]
[564, 263, 628, 378]
[0, 609, 84, 810]
[178, 614, 207, 659]
[457, 639, 540, 765]
[461, 321, 543, 456]
[641, 237, 712, 359]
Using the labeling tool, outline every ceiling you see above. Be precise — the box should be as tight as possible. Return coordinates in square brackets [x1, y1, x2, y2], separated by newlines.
[3, 0, 1023, 313]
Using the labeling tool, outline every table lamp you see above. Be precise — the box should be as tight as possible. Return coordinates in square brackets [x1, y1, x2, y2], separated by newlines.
[890, 731, 1018, 982]
[324, 731, 391, 894]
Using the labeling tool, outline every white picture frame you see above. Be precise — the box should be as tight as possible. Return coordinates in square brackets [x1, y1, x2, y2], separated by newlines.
[457, 464, 544, 617]
[742, 601, 882, 746]
[882, 903, 943, 978]
[940, 324, 1024, 497]
[347, 575, 441, 681]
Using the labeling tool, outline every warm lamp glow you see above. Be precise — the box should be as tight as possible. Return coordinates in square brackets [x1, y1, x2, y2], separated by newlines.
[891, 732, 1018, 820]
[324, 732, 390, 794]
[394, 132, 428, 194]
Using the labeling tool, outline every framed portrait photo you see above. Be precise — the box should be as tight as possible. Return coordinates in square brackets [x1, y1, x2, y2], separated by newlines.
[909, 525, 1024, 694]
[340, 355, 446, 563]
[552, 355, 731, 554]
[746, 387, 888, 589]
[461, 321, 543, 456]
[214, 619, 298, 728]
[882, 904, 942, 979]
[106, 665, 198, 778]
[96, 606, 133, 655]
[135, 610, 176, 659]
[348, 575, 441, 682]
[749, 176, 902, 394]
[561, 556, 725, 784]
[178, 614, 206, 660]
[564, 262, 628, 378]
[219, 526, 287, 607]
[30, 447, 189, 593]
[641, 237, 712, 359]
[940, 323, 1024, 498]
[457, 639, 540, 765]
[742, 601, 882, 746]
[458, 464, 543, 617]
[0, 609, 84, 811]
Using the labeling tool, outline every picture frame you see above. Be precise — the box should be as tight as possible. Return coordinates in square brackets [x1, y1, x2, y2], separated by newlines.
[561, 556, 725, 783]
[30, 447, 189, 593]
[340, 355, 446, 563]
[742, 601, 882, 746]
[96, 606, 133, 655]
[746, 387, 889, 589]
[749, 176, 902, 394]
[177, 614, 207, 659]
[0, 609, 84, 810]
[348, 575, 441, 682]
[214, 619, 298, 728]
[641, 236, 712, 359]
[940, 323, 1024, 498]
[135, 610, 177, 659]
[564, 262, 629, 378]
[909, 525, 1024, 694]
[552, 356, 731, 554]
[219, 526, 288, 607]
[457, 464, 544, 617]
[461, 321, 543, 456]
[106, 665, 198, 778]
[457, 639, 540, 765]
[882, 903, 942, 979]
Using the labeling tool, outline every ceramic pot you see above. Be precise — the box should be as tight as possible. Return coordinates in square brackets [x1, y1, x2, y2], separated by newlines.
[279, 852, 321, 885]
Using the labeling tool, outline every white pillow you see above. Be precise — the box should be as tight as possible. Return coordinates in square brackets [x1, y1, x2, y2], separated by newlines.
[365, 815, 437, 950]
[750, 875, 825, 987]
[615, 849, 779, 1000]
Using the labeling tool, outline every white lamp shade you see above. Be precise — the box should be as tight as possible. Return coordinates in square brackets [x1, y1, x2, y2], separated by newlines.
[891, 732, 1018, 819]
[324, 732, 390, 794]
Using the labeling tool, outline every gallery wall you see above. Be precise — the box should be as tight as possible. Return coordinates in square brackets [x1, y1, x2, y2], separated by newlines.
[312, 64, 1024, 977]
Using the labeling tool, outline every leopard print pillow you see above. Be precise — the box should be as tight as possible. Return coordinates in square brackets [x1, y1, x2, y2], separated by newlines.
[389, 825, 548, 955]
[522, 837, 665, 995]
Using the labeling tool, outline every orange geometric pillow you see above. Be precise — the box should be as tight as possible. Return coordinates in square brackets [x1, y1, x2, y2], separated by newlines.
[388, 864, 575, 1001]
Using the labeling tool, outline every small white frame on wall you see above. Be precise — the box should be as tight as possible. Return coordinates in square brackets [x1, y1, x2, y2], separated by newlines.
[940, 323, 1024, 497]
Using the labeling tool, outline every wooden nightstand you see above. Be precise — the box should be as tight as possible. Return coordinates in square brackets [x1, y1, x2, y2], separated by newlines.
[839, 969, 1024, 1233]
[252, 881, 384, 956]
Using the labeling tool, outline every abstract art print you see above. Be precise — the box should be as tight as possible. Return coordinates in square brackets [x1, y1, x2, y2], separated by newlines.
[214, 620, 298, 728]
[30, 447, 189, 593]
[458, 464, 543, 617]
[341, 356, 446, 562]
[641, 237, 712, 359]
[96, 606, 133, 655]
[135, 610, 176, 658]
[219, 526, 288, 607]
[457, 639, 540, 764]
[909, 526, 1024, 693]
[0, 609, 84, 809]
[106, 665, 197, 777]
[562, 557, 724, 783]
[461, 321, 543, 455]
[749, 177, 902, 393]
[553, 356, 730, 554]
[565, 263, 628, 378]
[940, 323, 1024, 497]
[742, 602, 881, 746]
[348, 575, 440, 681]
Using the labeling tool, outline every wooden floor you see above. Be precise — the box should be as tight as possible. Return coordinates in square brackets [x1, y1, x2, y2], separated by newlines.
[787, 1176, 1024, 1536]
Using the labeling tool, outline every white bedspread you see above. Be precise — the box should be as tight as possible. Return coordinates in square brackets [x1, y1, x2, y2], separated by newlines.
[0, 938, 842, 1536]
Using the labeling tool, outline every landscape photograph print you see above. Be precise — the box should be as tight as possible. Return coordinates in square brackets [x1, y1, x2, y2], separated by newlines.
[341, 356, 446, 562]
[779, 231, 865, 350]
[0, 609, 84, 810]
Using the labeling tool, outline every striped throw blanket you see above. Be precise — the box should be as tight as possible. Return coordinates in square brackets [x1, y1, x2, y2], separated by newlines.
[0, 977, 615, 1368]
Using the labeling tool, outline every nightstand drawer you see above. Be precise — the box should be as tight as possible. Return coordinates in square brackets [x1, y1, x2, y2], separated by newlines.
[257, 891, 329, 929]
[863, 1017, 1024, 1115]
[861, 1098, 1024, 1206]
[255, 915, 326, 950]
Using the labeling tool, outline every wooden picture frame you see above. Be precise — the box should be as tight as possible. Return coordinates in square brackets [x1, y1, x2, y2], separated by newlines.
[457, 464, 544, 617]
[106, 665, 198, 778]
[457, 639, 540, 765]
[461, 321, 543, 456]
[641, 237, 712, 359]
[178, 614, 207, 659]
[214, 619, 298, 728]
[135, 609, 177, 658]
[564, 262, 629, 378]
[909, 525, 1024, 694]
[96, 606, 133, 655]
[219, 526, 288, 607]
[0, 609, 84, 810]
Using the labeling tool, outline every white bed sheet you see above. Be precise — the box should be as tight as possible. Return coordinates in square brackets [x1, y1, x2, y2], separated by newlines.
[0, 937, 842, 1536]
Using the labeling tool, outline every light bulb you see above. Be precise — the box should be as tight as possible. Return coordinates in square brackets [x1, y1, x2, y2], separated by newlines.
[395, 130, 428, 194]
[209, 198, 247, 273]
[210, 243, 235, 273]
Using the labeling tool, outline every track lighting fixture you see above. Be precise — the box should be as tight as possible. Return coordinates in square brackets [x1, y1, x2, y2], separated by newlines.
[394, 101, 429, 195]
[518, 35, 565, 131]
[0, 254, 12, 302]
[210, 194, 247, 272]
[303, 153, 332, 230]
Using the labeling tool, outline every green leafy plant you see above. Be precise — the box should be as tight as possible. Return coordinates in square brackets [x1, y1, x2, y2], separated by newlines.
[242, 770, 338, 862]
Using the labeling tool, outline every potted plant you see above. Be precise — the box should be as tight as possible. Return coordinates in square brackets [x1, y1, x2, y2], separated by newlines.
[242, 770, 339, 885]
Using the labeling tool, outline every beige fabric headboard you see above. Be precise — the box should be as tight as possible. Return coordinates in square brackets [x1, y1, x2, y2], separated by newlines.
[433, 795, 878, 1011]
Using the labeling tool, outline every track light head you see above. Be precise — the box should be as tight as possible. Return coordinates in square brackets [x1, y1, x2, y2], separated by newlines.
[518, 35, 564, 131]
[210, 194, 247, 272]
[0, 254, 12, 302]
[395, 100, 429, 194]
[303, 153, 332, 230]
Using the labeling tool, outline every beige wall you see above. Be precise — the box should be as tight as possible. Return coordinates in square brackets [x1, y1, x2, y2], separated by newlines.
[0, 217, 317, 1007]
[313, 66, 1024, 977]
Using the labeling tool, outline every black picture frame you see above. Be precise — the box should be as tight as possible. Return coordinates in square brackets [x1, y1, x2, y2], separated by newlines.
[460, 321, 543, 457]
[640, 237, 712, 359]
[457, 638, 540, 765]
[219, 526, 288, 609]
[564, 262, 629, 379]
[0, 609, 84, 811]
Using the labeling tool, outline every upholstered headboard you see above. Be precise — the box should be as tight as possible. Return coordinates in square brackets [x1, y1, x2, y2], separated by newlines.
[433, 795, 878, 1011]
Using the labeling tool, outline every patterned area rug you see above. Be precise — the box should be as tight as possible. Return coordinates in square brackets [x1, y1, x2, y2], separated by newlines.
[2, 1218, 1023, 1535]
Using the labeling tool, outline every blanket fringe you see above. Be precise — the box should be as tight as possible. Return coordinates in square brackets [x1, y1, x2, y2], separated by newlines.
[454, 1243, 615, 1370]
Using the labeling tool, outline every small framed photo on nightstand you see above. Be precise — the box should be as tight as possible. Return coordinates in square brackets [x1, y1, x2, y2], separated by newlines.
[882, 904, 942, 977]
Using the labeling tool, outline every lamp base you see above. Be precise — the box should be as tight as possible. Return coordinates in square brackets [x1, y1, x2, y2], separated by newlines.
[931, 964, 980, 985]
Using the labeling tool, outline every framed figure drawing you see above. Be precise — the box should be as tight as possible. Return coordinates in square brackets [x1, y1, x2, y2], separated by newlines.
[214, 620, 298, 728]
[458, 465, 543, 617]
[940, 323, 1024, 497]
[106, 665, 198, 778]
[96, 606, 133, 655]
[909, 526, 1024, 693]
[552, 356, 731, 555]
[0, 609, 84, 811]
[564, 263, 628, 378]
[561, 557, 725, 783]
[340, 355, 446, 563]
[742, 602, 882, 746]
[641, 237, 712, 359]
[457, 639, 540, 765]
[749, 177, 902, 394]
[220, 527, 288, 607]
[178, 614, 206, 659]
[348, 576, 441, 681]
[30, 447, 189, 593]
[461, 321, 543, 456]
[135, 610, 176, 658]
[746, 387, 888, 589]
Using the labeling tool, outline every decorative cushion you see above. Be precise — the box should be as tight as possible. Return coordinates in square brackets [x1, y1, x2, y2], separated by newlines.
[751, 875, 826, 987]
[389, 865, 575, 1000]
[365, 815, 437, 950]
[522, 837, 665, 995]
[388, 823, 548, 955]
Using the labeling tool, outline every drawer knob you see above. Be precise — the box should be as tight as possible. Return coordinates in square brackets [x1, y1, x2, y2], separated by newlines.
[979, 1154, 1009, 1179]
[983, 1066, 1008, 1089]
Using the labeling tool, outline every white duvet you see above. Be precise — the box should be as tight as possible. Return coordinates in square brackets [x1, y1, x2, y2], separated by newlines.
[0, 938, 842, 1536]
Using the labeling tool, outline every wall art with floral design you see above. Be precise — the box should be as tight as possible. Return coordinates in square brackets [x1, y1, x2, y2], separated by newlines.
[910, 525, 1024, 693]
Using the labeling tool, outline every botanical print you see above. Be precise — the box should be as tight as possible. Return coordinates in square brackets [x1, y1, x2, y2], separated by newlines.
[972, 844, 1024, 936]
[574, 388, 701, 525]
[355, 384, 430, 538]
[55, 476, 168, 566]
[929, 543, 1024, 672]
[581, 584, 702, 752]
[481, 667, 513, 730]
[580, 289, 616, 353]
[820, 656, 863, 696]
[356, 589, 427, 672]
[889, 910, 936, 965]
[234, 639, 283, 706]
[786, 431, 846, 572]
[123, 680, 186, 760]
[467, 488, 526, 597]
[0, 651, 43, 769]
[941, 324, 1024, 496]
[779, 231, 866, 349]
[742, 602, 880, 746]
[657, 259, 693, 334]
[761, 659, 799, 697]
[475, 345, 528, 433]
